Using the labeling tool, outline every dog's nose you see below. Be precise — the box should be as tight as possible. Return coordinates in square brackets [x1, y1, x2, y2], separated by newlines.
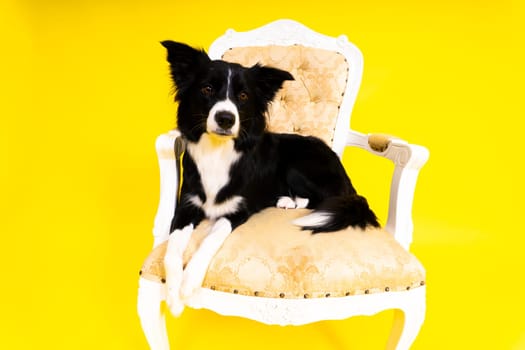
[215, 111, 235, 130]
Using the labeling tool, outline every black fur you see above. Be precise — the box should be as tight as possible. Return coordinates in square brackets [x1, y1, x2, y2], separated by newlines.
[161, 41, 379, 234]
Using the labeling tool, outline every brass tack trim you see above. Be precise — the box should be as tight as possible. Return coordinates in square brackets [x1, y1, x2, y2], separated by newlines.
[233, 289, 239, 294]
[139, 270, 142, 276]
[406, 286, 411, 291]
[160, 278, 166, 284]
[420, 281, 425, 286]
[254, 291, 259, 297]
[345, 292, 351, 296]
[303, 293, 309, 299]
[210, 286, 216, 291]
[385, 287, 390, 292]
[364, 289, 370, 294]
[325, 293, 331, 298]
[279, 293, 285, 298]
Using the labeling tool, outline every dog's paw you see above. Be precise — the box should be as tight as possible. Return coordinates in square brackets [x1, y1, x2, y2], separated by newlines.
[164, 249, 184, 316]
[163, 224, 194, 317]
[294, 197, 309, 209]
[180, 271, 201, 301]
[277, 196, 309, 209]
[166, 285, 185, 316]
[277, 196, 297, 209]
[164, 260, 185, 316]
[180, 218, 232, 301]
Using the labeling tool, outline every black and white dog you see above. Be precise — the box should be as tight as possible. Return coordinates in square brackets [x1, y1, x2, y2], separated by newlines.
[161, 41, 379, 315]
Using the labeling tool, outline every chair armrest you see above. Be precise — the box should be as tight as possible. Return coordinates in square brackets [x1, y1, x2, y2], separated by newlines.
[346, 130, 429, 250]
[152, 130, 183, 247]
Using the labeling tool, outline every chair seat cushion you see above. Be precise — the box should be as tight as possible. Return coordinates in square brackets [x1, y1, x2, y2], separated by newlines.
[140, 208, 425, 299]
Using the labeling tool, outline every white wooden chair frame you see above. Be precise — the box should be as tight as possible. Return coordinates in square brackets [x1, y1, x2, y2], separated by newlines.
[137, 19, 429, 350]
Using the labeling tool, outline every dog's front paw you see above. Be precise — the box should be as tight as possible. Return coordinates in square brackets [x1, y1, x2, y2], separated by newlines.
[180, 218, 232, 301]
[164, 241, 184, 316]
[166, 283, 185, 316]
[180, 268, 202, 301]
[163, 224, 194, 316]
[164, 256, 184, 316]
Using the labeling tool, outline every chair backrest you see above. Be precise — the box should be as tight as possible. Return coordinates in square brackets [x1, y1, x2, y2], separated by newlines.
[208, 19, 364, 158]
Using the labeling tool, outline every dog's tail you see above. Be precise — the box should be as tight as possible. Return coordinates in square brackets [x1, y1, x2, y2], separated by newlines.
[292, 195, 380, 233]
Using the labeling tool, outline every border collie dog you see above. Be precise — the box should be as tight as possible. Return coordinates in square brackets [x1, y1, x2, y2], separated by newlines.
[161, 41, 379, 315]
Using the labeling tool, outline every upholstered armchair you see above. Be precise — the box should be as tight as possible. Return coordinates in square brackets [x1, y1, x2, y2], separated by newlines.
[137, 19, 429, 350]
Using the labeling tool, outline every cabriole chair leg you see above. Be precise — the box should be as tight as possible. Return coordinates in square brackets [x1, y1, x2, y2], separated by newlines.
[386, 304, 425, 350]
[138, 278, 170, 350]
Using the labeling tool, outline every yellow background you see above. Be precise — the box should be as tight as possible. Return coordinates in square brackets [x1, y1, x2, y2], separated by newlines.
[1, 0, 523, 348]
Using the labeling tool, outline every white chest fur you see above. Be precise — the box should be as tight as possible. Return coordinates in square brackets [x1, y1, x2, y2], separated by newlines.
[186, 134, 243, 219]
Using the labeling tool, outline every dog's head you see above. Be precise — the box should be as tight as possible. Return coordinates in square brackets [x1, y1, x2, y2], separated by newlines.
[161, 41, 293, 145]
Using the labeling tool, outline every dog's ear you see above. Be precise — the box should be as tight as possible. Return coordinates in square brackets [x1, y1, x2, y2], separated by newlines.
[160, 41, 210, 90]
[250, 64, 294, 103]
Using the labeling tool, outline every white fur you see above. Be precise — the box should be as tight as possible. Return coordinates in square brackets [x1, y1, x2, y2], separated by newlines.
[207, 69, 239, 136]
[188, 194, 243, 219]
[164, 224, 194, 316]
[186, 133, 243, 219]
[206, 99, 240, 136]
[181, 217, 233, 300]
[277, 196, 296, 209]
[276, 196, 309, 209]
[293, 211, 332, 228]
[295, 197, 309, 209]
[187, 194, 203, 208]
[226, 68, 232, 99]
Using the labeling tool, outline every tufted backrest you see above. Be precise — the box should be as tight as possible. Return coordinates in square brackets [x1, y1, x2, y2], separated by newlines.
[222, 45, 349, 147]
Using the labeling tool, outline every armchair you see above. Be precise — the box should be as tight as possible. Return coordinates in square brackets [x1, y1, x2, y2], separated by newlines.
[137, 19, 429, 350]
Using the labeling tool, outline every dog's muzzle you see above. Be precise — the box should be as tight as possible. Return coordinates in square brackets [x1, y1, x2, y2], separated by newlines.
[207, 100, 240, 137]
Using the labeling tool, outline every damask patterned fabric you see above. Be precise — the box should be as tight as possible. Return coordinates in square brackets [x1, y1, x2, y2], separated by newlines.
[141, 208, 425, 299]
[222, 45, 349, 146]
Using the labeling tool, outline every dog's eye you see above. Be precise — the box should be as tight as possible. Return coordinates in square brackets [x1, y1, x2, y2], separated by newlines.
[238, 92, 249, 101]
[201, 85, 213, 96]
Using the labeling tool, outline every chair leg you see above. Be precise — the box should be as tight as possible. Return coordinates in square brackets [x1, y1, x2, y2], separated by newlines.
[138, 278, 170, 350]
[385, 306, 425, 350]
